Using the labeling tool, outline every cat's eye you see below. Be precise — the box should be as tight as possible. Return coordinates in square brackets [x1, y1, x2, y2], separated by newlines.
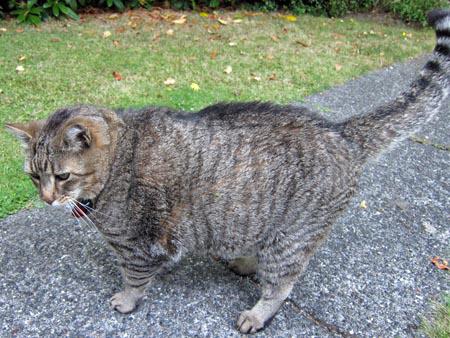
[55, 173, 70, 181]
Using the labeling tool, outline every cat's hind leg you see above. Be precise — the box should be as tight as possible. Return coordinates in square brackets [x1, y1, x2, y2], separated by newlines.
[237, 279, 295, 333]
[237, 230, 321, 333]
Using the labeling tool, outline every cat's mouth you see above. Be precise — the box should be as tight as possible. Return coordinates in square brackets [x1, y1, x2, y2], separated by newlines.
[71, 199, 94, 218]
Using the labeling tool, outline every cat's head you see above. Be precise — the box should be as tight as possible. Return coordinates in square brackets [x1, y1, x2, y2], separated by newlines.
[5, 105, 123, 215]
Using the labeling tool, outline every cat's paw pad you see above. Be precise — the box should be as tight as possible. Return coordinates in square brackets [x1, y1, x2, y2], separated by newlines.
[109, 291, 139, 314]
[237, 310, 264, 334]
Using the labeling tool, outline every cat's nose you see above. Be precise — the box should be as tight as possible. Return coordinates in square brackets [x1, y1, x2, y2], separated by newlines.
[40, 192, 55, 205]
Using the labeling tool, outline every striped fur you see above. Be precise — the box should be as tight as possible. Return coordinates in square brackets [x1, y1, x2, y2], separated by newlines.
[5, 9, 450, 334]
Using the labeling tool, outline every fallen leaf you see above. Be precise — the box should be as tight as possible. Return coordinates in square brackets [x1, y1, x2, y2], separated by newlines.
[283, 15, 297, 22]
[103, 31, 112, 38]
[228, 42, 237, 46]
[335, 63, 343, 71]
[18, 55, 26, 62]
[16, 65, 24, 73]
[164, 78, 176, 86]
[332, 32, 345, 39]
[113, 40, 120, 47]
[210, 51, 217, 59]
[296, 40, 309, 47]
[172, 16, 186, 24]
[271, 35, 279, 42]
[0, 28, 7, 32]
[166, 29, 174, 36]
[250, 75, 261, 82]
[266, 54, 274, 60]
[224, 65, 232, 74]
[431, 256, 449, 271]
[50, 37, 61, 42]
[359, 200, 367, 209]
[128, 21, 138, 29]
[233, 19, 243, 23]
[268, 73, 277, 80]
[112, 71, 122, 81]
[16, 28, 24, 33]
[218, 18, 229, 25]
[115, 27, 126, 33]
[199, 12, 209, 18]
[108, 13, 119, 20]
[190, 82, 200, 91]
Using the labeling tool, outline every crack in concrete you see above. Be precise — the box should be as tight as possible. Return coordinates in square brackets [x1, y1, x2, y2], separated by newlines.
[286, 299, 358, 338]
[409, 136, 450, 152]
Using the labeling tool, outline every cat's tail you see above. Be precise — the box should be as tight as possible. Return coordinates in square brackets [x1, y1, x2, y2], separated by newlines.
[340, 9, 450, 161]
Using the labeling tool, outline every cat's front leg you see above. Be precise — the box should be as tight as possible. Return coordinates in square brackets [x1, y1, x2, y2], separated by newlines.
[110, 285, 146, 314]
[110, 259, 162, 314]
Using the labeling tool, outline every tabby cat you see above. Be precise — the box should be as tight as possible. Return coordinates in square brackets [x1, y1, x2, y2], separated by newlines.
[6, 10, 449, 333]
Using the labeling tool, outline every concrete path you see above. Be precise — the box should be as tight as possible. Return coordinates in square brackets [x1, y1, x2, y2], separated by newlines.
[1, 57, 448, 337]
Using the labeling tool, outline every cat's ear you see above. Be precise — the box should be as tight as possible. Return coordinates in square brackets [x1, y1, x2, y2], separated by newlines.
[63, 123, 92, 152]
[61, 116, 110, 152]
[5, 120, 45, 147]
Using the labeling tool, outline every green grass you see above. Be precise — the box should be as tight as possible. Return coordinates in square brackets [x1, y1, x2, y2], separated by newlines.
[421, 294, 450, 338]
[0, 9, 435, 218]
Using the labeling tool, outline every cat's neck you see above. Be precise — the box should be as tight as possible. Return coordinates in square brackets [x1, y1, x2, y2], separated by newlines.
[94, 123, 136, 224]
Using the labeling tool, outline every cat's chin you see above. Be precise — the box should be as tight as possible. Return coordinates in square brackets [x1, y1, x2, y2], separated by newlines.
[71, 199, 94, 218]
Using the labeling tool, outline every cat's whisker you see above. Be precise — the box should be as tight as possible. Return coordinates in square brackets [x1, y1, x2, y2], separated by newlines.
[68, 200, 96, 231]
[68, 197, 116, 220]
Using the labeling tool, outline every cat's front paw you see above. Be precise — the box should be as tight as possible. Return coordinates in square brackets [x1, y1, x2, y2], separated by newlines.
[109, 290, 141, 314]
[237, 310, 264, 334]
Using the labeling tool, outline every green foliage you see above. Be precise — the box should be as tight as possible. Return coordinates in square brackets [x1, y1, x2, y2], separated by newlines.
[2, 0, 449, 25]
[382, 0, 450, 26]
[11, 0, 43, 24]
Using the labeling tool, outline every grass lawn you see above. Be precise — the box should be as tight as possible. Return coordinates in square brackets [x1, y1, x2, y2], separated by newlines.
[0, 9, 435, 218]
[421, 294, 450, 338]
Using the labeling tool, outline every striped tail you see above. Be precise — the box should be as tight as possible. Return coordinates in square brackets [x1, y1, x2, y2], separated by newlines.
[340, 9, 450, 161]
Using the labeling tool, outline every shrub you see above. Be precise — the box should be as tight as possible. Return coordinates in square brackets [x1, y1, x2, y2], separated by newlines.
[1, 0, 449, 25]
[382, 0, 450, 26]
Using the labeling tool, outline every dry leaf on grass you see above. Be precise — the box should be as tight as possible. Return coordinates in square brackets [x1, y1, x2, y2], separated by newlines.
[164, 78, 176, 86]
[18, 55, 26, 61]
[210, 51, 217, 59]
[112, 71, 122, 81]
[172, 16, 186, 24]
[224, 66, 232, 74]
[282, 15, 297, 22]
[113, 40, 120, 47]
[190, 83, 200, 91]
[103, 31, 112, 38]
[199, 12, 209, 18]
[166, 29, 174, 36]
[16, 65, 24, 73]
[335, 64, 343, 71]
